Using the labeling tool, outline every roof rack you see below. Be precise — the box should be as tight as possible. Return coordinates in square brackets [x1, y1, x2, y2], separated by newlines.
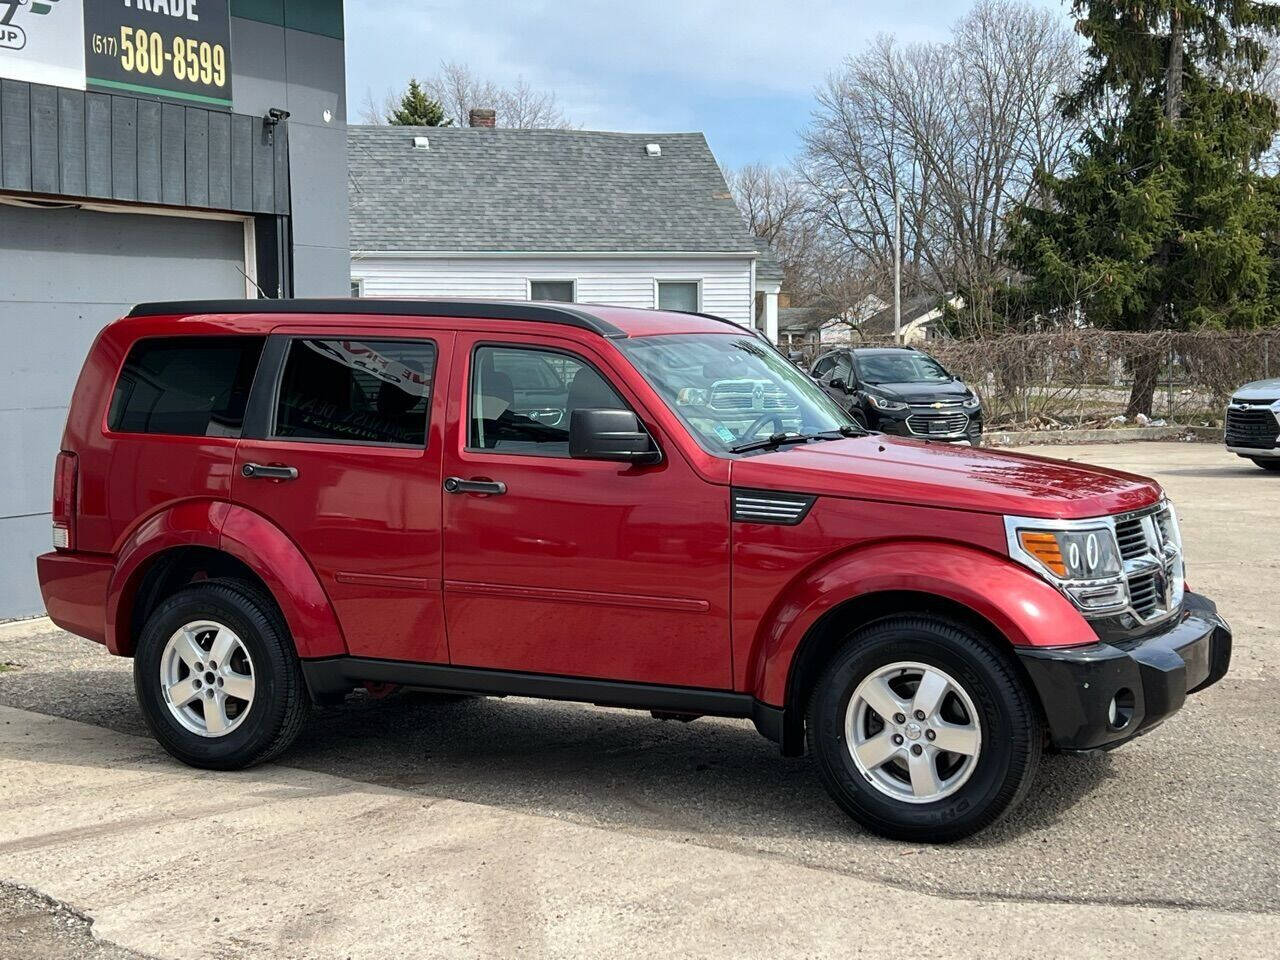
[125, 299, 628, 338]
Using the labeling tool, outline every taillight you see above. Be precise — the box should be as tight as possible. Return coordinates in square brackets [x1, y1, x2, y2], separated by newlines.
[52, 451, 77, 551]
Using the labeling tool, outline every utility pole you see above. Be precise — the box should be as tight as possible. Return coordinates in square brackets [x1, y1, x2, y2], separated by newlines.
[893, 183, 902, 346]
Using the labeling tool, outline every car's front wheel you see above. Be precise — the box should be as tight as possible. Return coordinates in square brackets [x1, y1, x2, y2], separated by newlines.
[807, 615, 1041, 842]
[134, 578, 308, 770]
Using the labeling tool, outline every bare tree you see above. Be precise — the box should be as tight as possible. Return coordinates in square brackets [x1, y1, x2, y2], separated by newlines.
[801, 0, 1080, 333]
[724, 163, 824, 299]
[360, 63, 573, 128]
[427, 61, 572, 128]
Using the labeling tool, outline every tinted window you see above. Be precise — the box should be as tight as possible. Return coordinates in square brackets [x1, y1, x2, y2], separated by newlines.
[109, 336, 264, 437]
[274, 339, 436, 446]
[832, 354, 853, 382]
[811, 355, 835, 379]
[469, 345, 625, 456]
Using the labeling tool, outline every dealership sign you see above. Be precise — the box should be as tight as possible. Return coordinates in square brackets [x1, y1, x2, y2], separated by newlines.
[1, 1, 233, 108]
[0, 0, 87, 90]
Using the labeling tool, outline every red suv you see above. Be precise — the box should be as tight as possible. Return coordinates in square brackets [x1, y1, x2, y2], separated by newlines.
[37, 299, 1231, 841]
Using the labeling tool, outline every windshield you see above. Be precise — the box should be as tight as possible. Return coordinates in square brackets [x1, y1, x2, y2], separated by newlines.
[855, 352, 952, 385]
[619, 333, 853, 452]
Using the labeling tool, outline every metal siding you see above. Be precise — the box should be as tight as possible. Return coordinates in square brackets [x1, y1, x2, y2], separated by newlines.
[57, 90, 85, 196]
[252, 120, 274, 213]
[84, 93, 112, 197]
[136, 100, 162, 204]
[185, 108, 210, 208]
[160, 103, 185, 206]
[208, 110, 232, 209]
[273, 122, 289, 215]
[29, 85, 59, 194]
[1, 80, 32, 192]
[230, 112, 254, 211]
[110, 96, 138, 201]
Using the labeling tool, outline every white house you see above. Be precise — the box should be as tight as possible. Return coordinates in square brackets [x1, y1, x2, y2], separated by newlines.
[348, 121, 779, 338]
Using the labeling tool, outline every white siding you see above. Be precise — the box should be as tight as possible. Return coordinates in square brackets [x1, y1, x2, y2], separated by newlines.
[350, 256, 756, 328]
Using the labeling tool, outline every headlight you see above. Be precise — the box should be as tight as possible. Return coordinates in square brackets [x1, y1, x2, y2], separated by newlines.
[1005, 517, 1127, 614]
[962, 392, 981, 409]
[867, 394, 908, 411]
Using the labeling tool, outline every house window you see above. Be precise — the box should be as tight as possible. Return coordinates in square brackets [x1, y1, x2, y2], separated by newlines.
[657, 280, 699, 313]
[350, 279, 363, 297]
[530, 280, 575, 302]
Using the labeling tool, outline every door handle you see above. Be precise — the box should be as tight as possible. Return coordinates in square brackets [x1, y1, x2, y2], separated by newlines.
[444, 477, 506, 495]
[242, 462, 299, 481]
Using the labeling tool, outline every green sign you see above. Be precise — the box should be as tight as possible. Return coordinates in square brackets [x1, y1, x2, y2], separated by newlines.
[84, 1, 232, 108]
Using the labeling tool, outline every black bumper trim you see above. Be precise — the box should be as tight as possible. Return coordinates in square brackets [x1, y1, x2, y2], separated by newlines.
[1017, 592, 1231, 751]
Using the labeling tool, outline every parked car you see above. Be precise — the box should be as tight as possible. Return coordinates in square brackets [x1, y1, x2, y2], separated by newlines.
[811, 346, 983, 444]
[1225, 378, 1280, 470]
[38, 299, 1230, 842]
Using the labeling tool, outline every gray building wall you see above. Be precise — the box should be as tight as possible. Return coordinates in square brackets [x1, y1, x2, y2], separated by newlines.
[229, 13, 349, 295]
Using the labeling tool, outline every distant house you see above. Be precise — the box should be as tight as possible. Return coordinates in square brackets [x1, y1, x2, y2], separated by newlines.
[859, 294, 962, 343]
[349, 119, 773, 334]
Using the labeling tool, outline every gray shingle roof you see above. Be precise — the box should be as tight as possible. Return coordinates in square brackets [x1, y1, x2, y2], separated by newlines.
[752, 237, 784, 283]
[349, 126, 758, 254]
[778, 306, 833, 332]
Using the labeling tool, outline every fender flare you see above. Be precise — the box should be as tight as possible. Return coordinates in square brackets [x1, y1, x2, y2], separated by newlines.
[748, 539, 1097, 707]
[106, 500, 346, 659]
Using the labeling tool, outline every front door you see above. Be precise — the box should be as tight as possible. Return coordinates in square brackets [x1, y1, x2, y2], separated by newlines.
[232, 330, 453, 663]
[440, 332, 732, 689]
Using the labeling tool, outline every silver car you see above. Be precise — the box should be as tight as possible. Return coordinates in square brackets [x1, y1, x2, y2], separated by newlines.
[1226, 378, 1280, 471]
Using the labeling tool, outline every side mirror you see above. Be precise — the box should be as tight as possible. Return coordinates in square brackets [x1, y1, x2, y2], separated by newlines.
[569, 409, 661, 464]
[829, 377, 849, 392]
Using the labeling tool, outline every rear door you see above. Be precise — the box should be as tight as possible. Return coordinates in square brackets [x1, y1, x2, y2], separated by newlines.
[232, 327, 453, 663]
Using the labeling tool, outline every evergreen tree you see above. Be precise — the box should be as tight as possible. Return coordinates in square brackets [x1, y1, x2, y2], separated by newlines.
[388, 79, 451, 126]
[1007, 1, 1280, 415]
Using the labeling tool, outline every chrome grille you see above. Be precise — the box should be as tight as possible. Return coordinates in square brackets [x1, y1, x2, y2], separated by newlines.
[905, 412, 969, 437]
[709, 381, 796, 414]
[1114, 516, 1148, 561]
[731, 488, 816, 526]
[1114, 503, 1182, 625]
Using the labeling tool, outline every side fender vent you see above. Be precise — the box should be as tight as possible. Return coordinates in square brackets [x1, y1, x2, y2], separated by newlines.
[731, 488, 817, 526]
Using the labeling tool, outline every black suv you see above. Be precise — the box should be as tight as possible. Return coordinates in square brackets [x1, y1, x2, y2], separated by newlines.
[810, 346, 983, 443]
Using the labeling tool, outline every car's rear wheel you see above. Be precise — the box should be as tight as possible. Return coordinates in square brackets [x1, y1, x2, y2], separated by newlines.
[1250, 458, 1280, 471]
[807, 615, 1041, 842]
[134, 578, 308, 770]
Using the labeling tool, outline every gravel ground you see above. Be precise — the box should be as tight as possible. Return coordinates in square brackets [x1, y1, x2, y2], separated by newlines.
[1, 441, 1276, 955]
[0, 882, 149, 960]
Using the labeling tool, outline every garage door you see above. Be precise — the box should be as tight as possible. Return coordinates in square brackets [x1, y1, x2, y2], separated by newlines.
[0, 202, 250, 617]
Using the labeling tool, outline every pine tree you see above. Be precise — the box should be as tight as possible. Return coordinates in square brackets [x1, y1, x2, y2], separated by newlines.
[1007, 1, 1280, 416]
[388, 79, 450, 127]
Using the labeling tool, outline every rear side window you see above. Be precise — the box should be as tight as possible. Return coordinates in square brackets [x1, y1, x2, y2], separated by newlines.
[273, 339, 436, 447]
[108, 336, 265, 437]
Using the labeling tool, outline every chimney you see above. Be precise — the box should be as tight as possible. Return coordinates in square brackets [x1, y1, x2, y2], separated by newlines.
[469, 108, 496, 128]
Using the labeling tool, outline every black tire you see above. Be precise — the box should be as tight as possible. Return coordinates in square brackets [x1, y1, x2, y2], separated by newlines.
[133, 578, 308, 770]
[1251, 458, 1280, 471]
[806, 615, 1041, 842]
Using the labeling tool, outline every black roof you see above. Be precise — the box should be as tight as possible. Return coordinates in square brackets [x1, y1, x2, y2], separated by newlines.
[126, 298, 629, 338]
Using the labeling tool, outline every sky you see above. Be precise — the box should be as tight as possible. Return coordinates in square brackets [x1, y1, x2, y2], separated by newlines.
[344, 0, 1070, 170]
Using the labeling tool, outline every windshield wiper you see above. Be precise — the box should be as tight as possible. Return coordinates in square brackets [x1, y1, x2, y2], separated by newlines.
[730, 430, 855, 454]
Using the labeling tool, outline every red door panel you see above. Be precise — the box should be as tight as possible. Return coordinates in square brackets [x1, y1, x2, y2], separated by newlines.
[440, 332, 732, 689]
[232, 329, 453, 663]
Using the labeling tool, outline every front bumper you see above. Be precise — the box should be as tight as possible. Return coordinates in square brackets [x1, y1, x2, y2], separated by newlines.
[1016, 591, 1231, 751]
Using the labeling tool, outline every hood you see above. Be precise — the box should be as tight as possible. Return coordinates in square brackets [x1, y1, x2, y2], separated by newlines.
[731, 434, 1162, 520]
[865, 380, 969, 404]
[1232, 378, 1280, 403]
